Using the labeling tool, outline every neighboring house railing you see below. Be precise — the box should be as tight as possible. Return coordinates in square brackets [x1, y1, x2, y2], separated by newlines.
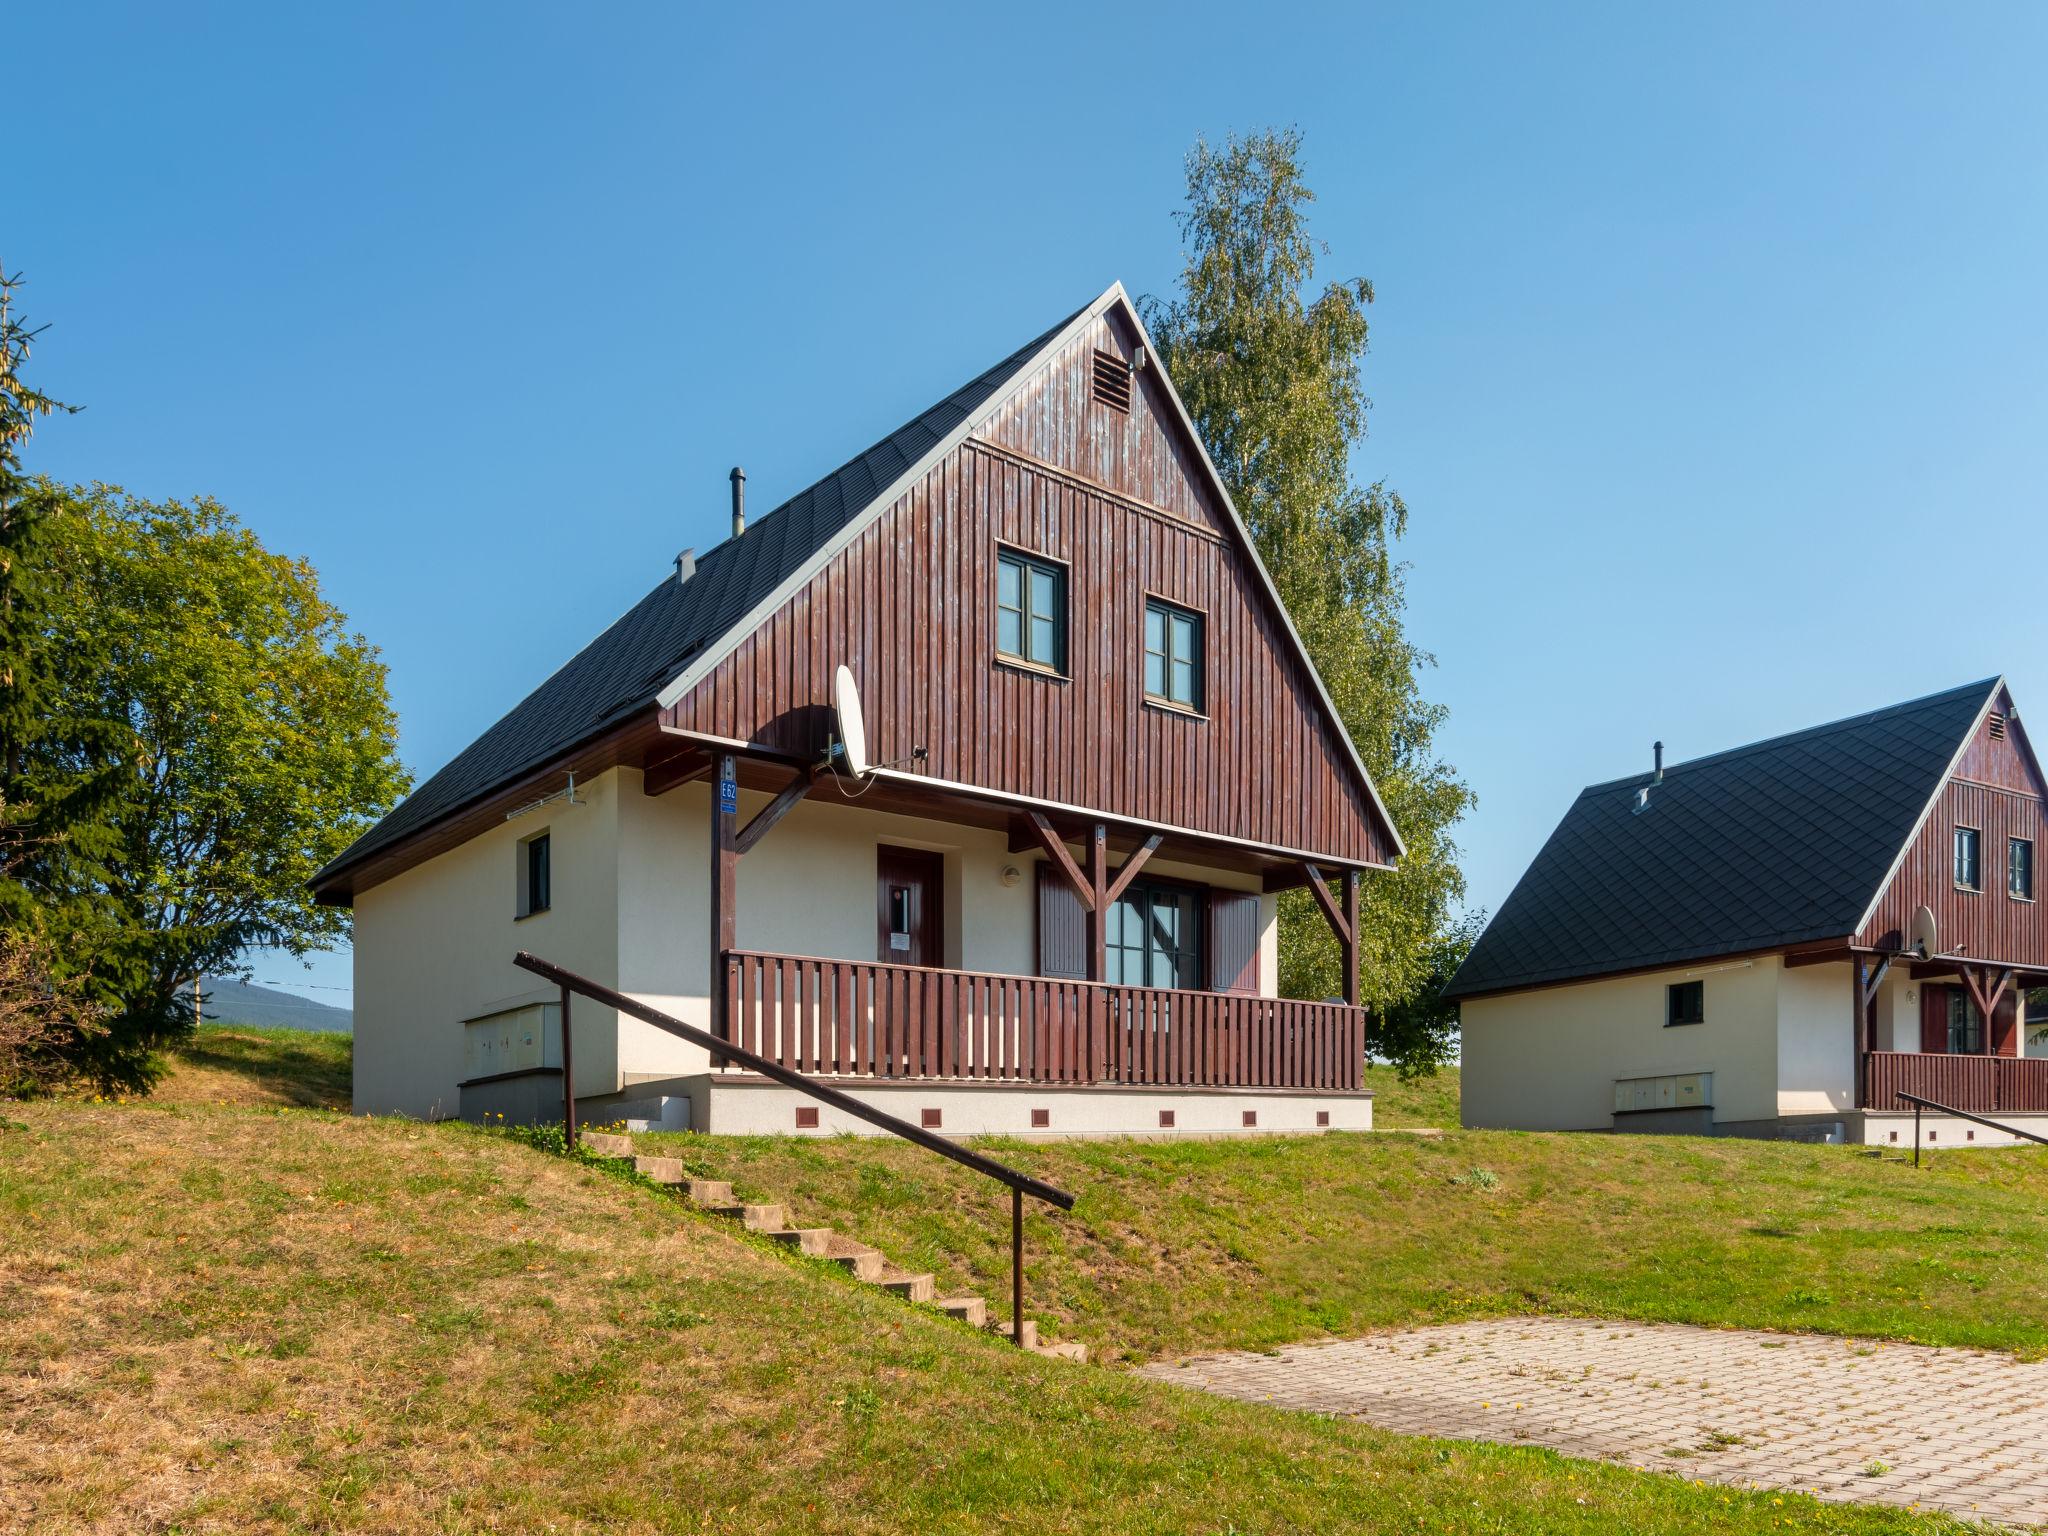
[1895, 1091, 2048, 1167]
[1863, 1051, 2048, 1115]
[512, 951, 1076, 1347]
[722, 949, 1363, 1092]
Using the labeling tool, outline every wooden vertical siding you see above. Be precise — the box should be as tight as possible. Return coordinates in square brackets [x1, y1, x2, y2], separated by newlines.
[661, 341, 1396, 866]
[1859, 780, 2048, 968]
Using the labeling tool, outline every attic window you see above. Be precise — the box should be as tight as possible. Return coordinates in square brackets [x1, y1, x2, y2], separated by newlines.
[1091, 349, 1132, 413]
[1989, 712, 2007, 741]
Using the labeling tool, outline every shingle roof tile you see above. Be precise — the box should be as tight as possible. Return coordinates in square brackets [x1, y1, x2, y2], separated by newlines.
[1443, 678, 1999, 999]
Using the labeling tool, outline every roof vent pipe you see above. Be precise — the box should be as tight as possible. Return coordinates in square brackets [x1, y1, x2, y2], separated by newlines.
[729, 466, 746, 538]
[674, 547, 695, 586]
[1653, 741, 1664, 785]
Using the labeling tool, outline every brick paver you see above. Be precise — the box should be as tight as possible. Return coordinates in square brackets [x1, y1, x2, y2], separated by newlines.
[1138, 1318, 2048, 1528]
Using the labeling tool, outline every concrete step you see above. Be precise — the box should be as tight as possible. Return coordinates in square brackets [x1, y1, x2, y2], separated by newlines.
[579, 1130, 635, 1159]
[1032, 1339, 1089, 1363]
[990, 1318, 1039, 1350]
[634, 1155, 689, 1184]
[767, 1228, 885, 1282]
[876, 1266, 935, 1304]
[706, 1202, 785, 1232]
[937, 1295, 988, 1328]
[685, 1179, 734, 1205]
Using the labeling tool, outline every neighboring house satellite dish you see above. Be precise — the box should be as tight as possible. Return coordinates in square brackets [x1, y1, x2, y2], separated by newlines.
[1911, 904, 1939, 961]
[832, 664, 870, 777]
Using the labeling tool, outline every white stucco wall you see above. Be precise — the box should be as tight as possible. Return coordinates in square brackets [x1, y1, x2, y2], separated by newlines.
[352, 763, 1280, 1114]
[1775, 961, 1857, 1116]
[352, 769, 624, 1119]
[1460, 956, 1785, 1131]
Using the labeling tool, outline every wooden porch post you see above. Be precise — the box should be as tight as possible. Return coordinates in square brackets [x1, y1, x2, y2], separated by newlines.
[710, 754, 738, 1051]
[1085, 824, 1108, 1083]
[1342, 869, 1360, 1010]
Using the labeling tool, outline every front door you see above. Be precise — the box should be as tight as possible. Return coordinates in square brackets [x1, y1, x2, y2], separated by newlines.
[877, 846, 944, 967]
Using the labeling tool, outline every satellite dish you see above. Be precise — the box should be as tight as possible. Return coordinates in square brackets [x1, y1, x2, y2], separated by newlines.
[831, 665, 870, 777]
[1911, 904, 1939, 961]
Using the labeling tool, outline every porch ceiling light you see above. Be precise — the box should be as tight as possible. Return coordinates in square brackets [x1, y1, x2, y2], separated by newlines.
[1000, 864, 1023, 888]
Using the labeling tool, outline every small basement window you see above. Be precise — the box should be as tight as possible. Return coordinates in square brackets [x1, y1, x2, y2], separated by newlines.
[1090, 348, 1132, 412]
[1955, 826, 1982, 892]
[1144, 599, 1204, 711]
[1666, 979, 1705, 1027]
[996, 547, 1066, 673]
[2010, 837, 2035, 901]
[518, 831, 552, 918]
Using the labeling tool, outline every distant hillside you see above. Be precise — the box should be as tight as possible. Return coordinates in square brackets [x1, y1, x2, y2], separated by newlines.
[185, 977, 352, 1033]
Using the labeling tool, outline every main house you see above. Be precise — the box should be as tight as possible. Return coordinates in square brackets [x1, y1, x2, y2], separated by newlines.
[314, 284, 1401, 1139]
[1450, 678, 2047, 1146]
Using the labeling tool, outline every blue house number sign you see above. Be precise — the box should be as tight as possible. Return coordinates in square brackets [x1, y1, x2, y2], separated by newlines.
[719, 777, 739, 815]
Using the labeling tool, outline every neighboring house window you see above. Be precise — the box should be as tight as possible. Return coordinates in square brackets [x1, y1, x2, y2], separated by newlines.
[1954, 826, 1982, 891]
[1666, 980, 1705, 1026]
[2010, 837, 2035, 901]
[519, 831, 551, 917]
[1105, 880, 1203, 990]
[996, 548, 1065, 673]
[1143, 599, 1203, 710]
[1946, 989, 1984, 1054]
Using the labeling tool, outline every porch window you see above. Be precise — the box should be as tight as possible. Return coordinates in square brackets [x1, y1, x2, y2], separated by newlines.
[1947, 989, 1984, 1054]
[1143, 599, 1203, 711]
[2010, 837, 2035, 901]
[1954, 826, 1981, 891]
[996, 548, 1065, 673]
[1106, 880, 1203, 989]
[1666, 979, 1705, 1026]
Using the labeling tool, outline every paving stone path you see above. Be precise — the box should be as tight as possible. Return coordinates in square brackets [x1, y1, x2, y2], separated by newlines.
[1138, 1317, 2048, 1529]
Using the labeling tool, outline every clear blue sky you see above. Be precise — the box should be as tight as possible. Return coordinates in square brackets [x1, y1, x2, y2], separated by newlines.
[17, 3, 2048, 1006]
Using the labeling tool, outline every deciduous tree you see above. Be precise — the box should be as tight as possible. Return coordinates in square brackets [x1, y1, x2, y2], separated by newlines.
[1143, 130, 1473, 1073]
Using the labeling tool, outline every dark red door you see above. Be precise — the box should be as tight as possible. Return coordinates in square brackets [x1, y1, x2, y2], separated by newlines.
[877, 846, 944, 967]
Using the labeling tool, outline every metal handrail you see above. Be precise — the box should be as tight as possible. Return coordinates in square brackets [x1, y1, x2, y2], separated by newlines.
[512, 950, 1076, 1346]
[1895, 1090, 2048, 1166]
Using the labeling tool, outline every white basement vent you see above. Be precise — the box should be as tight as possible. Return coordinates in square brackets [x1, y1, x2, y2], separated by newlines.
[1090, 348, 1132, 413]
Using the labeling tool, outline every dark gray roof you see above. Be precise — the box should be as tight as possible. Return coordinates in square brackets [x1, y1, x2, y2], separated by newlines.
[1443, 678, 2000, 1000]
[316, 303, 1084, 892]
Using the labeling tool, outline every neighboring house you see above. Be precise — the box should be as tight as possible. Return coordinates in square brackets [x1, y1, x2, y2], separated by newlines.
[1449, 678, 2048, 1146]
[314, 284, 1401, 1138]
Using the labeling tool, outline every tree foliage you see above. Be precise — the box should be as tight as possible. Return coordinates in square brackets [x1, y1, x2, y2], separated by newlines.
[31, 483, 408, 1088]
[1142, 130, 1473, 1071]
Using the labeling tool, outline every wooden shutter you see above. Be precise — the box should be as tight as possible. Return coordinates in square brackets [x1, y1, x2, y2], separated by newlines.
[1920, 984, 1948, 1054]
[1208, 891, 1261, 994]
[1036, 862, 1086, 979]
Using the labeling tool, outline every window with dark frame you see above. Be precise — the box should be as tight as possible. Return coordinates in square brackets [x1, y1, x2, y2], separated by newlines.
[2011, 837, 2035, 901]
[521, 832, 551, 917]
[1946, 989, 1984, 1054]
[1143, 598, 1203, 710]
[1105, 879, 1203, 989]
[995, 547, 1065, 673]
[1666, 979, 1704, 1026]
[1955, 826, 1982, 891]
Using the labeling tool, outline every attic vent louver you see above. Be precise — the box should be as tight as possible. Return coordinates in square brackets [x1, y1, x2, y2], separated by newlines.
[1091, 348, 1132, 413]
[1989, 712, 2007, 741]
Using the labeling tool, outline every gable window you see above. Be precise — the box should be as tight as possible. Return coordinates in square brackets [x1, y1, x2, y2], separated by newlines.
[2012, 837, 2035, 901]
[1954, 826, 1982, 892]
[996, 548, 1065, 673]
[518, 831, 551, 918]
[1666, 979, 1705, 1027]
[1143, 599, 1203, 711]
[1105, 880, 1203, 990]
[1946, 989, 1984, 1054]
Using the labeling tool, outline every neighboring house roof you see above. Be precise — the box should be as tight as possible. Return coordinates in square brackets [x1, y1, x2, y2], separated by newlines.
[1444, 677, 2004, 1001]
[315, 305, 1082, 889]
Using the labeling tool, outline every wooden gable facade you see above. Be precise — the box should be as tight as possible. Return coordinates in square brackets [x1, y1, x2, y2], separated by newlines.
[1858, 682, 2048, 973]
[657, 295, 1400, 871]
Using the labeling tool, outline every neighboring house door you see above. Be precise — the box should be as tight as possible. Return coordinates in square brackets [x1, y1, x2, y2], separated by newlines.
[877, 846, 943, 967]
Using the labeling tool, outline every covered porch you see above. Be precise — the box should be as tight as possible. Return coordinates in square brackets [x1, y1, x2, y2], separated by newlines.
[1848, 950, 2048, 1115]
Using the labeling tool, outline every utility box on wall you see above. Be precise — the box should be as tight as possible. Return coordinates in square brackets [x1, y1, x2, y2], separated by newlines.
[462, 1002, 560, 1080]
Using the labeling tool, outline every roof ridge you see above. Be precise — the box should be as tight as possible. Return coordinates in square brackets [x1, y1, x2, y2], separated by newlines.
[1577, 676, 2001, 796]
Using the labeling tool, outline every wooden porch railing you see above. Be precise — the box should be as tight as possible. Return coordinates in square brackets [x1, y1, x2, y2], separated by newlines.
[1863, 1051, 2048, 1114]
[722, 949, 1363, 1092]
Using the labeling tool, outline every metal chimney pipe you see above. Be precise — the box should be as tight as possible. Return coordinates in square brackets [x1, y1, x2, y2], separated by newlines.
[1653, 741, 1664, 784]
[729, 466, 746, 539]
[674, 547, 696, 586]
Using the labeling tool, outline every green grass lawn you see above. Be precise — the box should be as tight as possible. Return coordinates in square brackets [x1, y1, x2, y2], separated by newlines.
[0, 1098, 1972, 1534]
[1362, 1062, 1461, 1128]
[151, 1023, 353, 1111]
[632, 1121, 2048, 1364]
